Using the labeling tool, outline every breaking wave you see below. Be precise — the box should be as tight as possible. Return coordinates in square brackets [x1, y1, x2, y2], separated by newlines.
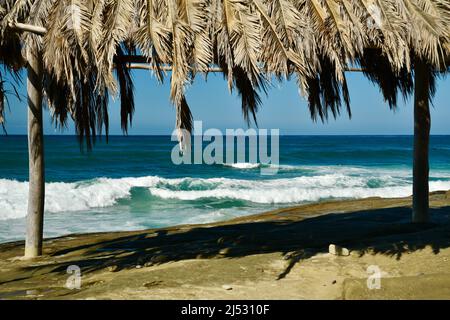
[2, 166, 450, 221]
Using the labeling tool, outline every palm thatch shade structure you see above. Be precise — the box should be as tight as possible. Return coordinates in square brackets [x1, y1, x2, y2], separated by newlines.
[1, 0, 449, 257]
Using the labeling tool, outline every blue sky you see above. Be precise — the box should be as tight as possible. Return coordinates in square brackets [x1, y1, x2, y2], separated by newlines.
[3, 70, 449, 135]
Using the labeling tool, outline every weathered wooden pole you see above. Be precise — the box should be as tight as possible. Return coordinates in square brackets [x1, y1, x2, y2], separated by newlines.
[412, 57, 431, 223]
[24, 45, 45, 258]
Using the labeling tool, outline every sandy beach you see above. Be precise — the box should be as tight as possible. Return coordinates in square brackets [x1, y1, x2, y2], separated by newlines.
[1, 191, 450, 300]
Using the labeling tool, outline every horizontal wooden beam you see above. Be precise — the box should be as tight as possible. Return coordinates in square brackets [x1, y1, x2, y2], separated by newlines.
[124, 63, 223, 72]
[346, 67, 364, 73]
[124, 63, 365, 73]
[114, 55, 148, 64]
[8, 22, 46, 36]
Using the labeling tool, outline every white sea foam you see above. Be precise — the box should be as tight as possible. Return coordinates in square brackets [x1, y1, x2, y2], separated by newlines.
[150, 177, 450, 204]
[2, 167, 450, 221]
[0, 176, 162, 220]
[144, 170, 450, 205]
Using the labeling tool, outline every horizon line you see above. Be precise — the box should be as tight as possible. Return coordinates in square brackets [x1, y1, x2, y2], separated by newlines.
[3, 134, 450, 137]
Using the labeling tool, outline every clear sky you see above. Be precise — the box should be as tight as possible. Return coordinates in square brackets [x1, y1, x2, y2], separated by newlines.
[2, 69, 449, 135]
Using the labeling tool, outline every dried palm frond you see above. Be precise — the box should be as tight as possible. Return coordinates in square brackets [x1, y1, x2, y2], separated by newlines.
[1, 0, 449, 146]
[305, 56, 351, 121]
[359, 48, 413, 109]
[402, 0, 449, 68]
[0, 0, 24, 132]
[134, 0, 172, 82]
[0, 69, 19, 133]
[115, 45, 135, 134]
[96, 0, 134, 94]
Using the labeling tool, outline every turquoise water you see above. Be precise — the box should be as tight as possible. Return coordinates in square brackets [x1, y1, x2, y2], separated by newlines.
[1, 135, 450, 243]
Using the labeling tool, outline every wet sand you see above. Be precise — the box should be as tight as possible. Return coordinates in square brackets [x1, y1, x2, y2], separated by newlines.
[1, 191, 450, 300]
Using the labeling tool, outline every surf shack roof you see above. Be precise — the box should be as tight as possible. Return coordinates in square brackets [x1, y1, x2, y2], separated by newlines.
[1, 0, 449, 146]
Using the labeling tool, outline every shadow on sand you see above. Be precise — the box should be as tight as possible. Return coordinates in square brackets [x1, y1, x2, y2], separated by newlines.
[12, 204, 450, 281]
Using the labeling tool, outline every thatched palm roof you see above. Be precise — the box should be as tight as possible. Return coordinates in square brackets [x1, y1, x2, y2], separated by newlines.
[1, 0, 449, 146]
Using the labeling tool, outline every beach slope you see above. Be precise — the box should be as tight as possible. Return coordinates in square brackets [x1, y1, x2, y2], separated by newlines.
[1, 191, 450, 299]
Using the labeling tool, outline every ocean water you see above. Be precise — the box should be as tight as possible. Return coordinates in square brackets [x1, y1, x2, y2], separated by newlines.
[1, 135, 450, 243]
